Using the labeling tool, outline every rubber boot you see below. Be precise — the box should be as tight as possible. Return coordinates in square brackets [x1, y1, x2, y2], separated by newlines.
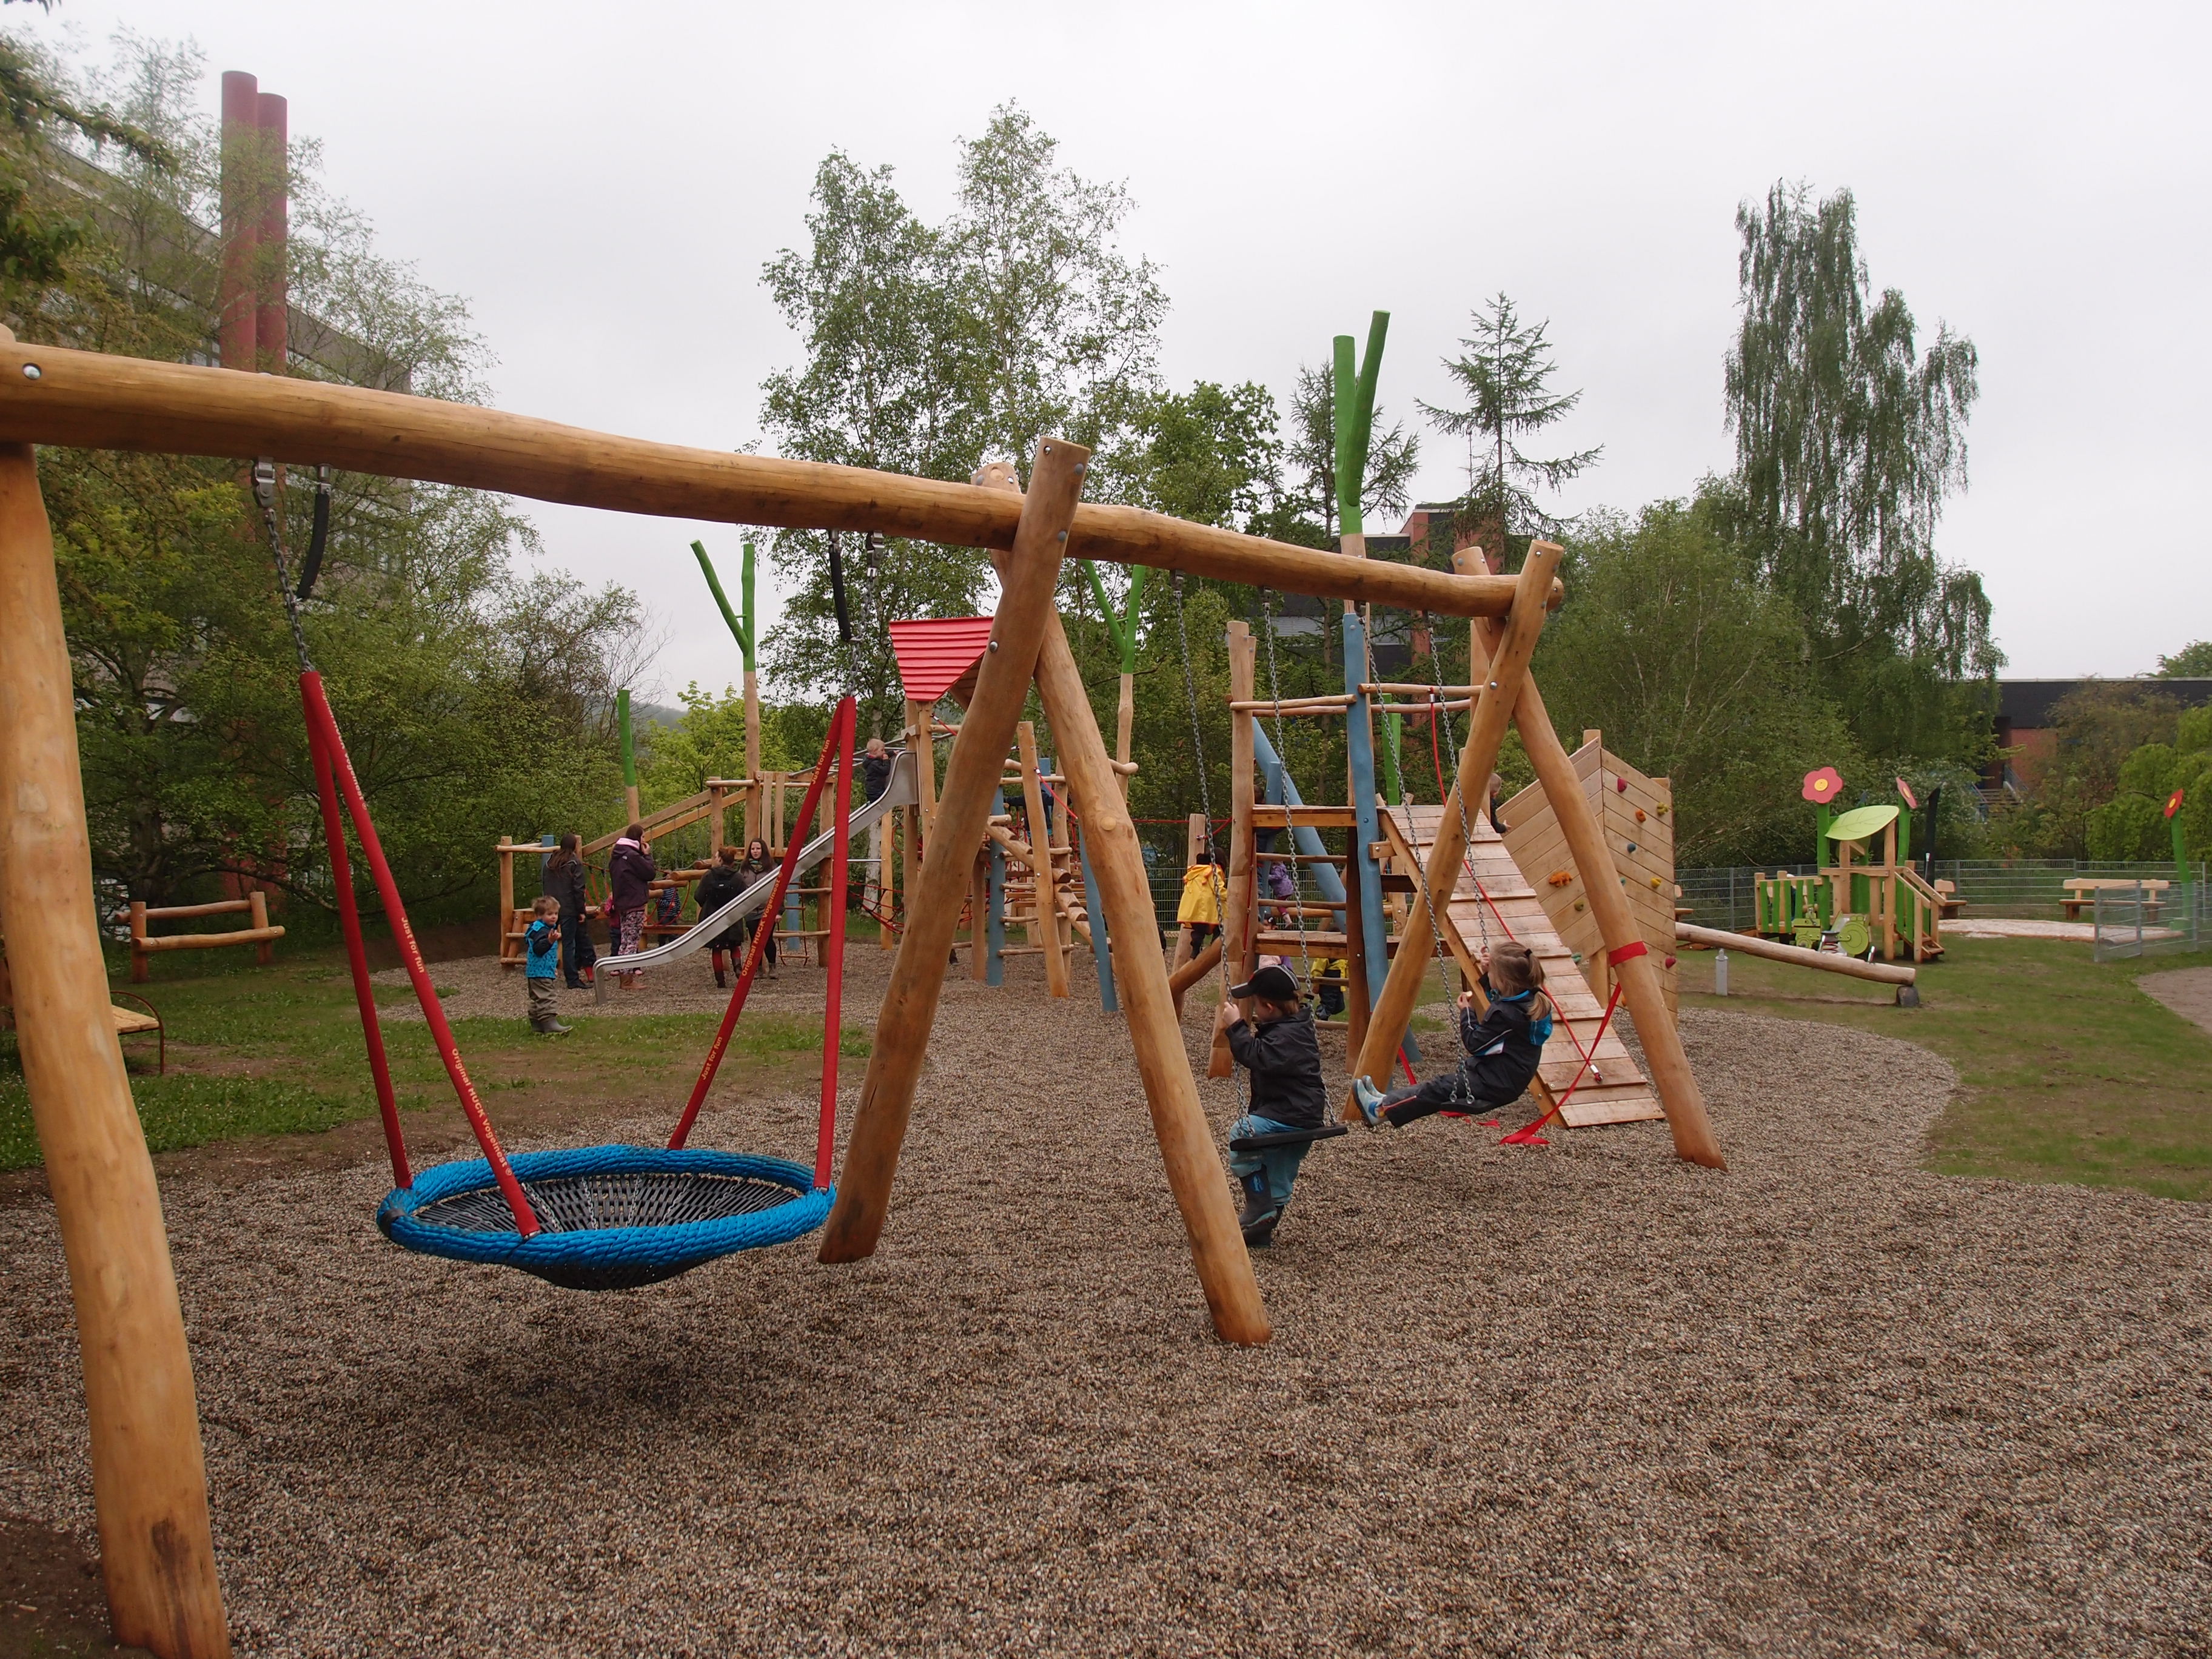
[1236, 1168, 1282, 1248]
[713, 951, 728, 990]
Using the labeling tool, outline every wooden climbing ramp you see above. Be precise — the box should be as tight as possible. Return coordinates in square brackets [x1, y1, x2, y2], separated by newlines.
[1380, 802, 1664, 1129]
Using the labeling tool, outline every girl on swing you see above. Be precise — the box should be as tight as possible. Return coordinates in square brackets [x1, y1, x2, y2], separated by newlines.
[1352, 939, 1553, 1129]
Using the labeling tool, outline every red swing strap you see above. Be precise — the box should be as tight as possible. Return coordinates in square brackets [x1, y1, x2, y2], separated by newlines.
[300, 671, 540, 1235]
[305, 708, 407, 1188]
[668, 695, 855, 1170]
[1500, 940, 1645, 1147]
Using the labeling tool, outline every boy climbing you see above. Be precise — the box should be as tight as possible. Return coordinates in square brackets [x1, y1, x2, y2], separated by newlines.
[1218, 963, 1326, 1248]
[1352, 940, 1552, 1129]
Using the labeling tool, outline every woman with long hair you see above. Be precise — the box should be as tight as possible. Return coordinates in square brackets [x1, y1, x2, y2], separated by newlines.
[737, 836, 780, 978]
[540, 832, 594, 990]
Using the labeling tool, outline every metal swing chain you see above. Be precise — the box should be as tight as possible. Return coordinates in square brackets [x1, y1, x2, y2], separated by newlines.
[1258, 590, 1315, 993]
[254, 458, 315, 674]
[1170, 572, 1244, 1112]
[1415, 606, 1484, 1110]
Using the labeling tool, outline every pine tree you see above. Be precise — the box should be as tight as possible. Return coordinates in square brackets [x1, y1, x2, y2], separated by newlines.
[1419, 293, 1600, 565]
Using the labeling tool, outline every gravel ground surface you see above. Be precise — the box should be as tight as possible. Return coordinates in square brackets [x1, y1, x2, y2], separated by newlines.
[2138, 966, 2212, 1040]
[5, 951, 2211, 1657]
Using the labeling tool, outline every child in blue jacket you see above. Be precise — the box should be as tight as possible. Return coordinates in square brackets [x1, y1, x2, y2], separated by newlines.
[524, 896, 571, 1036]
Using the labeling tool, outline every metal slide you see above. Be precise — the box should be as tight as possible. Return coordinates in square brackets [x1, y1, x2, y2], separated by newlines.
[594, 749, 917, 998]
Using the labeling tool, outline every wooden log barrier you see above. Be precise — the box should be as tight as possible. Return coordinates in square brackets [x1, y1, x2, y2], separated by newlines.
[820, 439, 1088, 1265]
[1675, 921, 1919, 986]
[0, 339, 1547, 620]
[0, 436, 231, 1657]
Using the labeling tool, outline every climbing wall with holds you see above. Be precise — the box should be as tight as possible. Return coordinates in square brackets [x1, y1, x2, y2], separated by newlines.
[1500, 732, 1680, 1015]
[1381, 803, 1662, 1129]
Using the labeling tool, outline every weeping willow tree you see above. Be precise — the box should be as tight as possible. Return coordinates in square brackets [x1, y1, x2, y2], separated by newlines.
[1719, 182, 1998, 766]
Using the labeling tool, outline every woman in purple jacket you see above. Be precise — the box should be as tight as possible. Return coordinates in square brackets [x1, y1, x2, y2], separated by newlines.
[606, 823, 657, 988]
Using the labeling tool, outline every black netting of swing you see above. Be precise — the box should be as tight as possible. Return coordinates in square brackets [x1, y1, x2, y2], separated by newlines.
[414, 1168, 802, 1236]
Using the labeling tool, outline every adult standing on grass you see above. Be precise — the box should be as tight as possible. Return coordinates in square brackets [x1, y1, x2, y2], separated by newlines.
[608, 822, 657, 988]
[541, 832, 595, 990]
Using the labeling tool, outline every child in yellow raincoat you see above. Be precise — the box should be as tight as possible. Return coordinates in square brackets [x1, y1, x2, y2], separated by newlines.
[1176, 851, 1223, 965]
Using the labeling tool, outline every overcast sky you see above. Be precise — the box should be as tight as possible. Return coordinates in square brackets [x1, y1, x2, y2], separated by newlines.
[34, 0, 2212, 695]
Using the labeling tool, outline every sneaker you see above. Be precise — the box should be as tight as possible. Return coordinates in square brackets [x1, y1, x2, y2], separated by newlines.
[1352, 1076, 1386, 1128]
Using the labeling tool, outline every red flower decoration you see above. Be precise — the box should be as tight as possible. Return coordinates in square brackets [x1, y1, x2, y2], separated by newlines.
[1895, 776, 1919, 809]
[2167, 788, 2186, 820]
[1802, 766, 1844, 805]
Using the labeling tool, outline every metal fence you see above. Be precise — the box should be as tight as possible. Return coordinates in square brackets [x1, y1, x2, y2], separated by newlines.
[2093, 880, 2209, 962]
[1677, 859, 2210, 933]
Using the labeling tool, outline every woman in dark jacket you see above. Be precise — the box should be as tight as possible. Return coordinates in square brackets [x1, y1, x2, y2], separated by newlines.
[737, 836, 780, 978]
[606, 823, 657, 987]
[540, 833, 594, 988]
[692, 845, 750, 988]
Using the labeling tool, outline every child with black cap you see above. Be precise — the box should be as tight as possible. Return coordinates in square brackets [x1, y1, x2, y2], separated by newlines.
[1216, 960, 1327, 1247]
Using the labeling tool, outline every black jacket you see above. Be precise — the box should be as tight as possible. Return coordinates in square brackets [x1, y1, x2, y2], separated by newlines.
[694, 863, 748, 948]
[1225, 1008, 1327, 1130]
[861, 752, 894, 802]
[540, 856, 588, 922]
[1456, 974, 1547, 1102]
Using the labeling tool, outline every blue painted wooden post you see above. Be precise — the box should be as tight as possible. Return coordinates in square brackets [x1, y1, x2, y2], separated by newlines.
[1252, 725, 1345, 929]
[1342, 609, 1390, 1027]
[1077, 821, 1117, 1013]
[986, 788, 1007, 987]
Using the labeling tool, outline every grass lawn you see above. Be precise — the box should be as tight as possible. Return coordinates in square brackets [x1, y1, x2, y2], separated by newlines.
[1678, 933, 2212, 1202]
[0, 942, 870, 1171]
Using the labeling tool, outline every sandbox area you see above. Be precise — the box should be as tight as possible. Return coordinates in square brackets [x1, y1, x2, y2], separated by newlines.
[4, 956, 2210, 1656]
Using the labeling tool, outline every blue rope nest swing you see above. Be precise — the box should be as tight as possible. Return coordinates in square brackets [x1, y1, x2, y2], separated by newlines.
[295, 618, 863, 1293]
[377, 1147, 834, 1291]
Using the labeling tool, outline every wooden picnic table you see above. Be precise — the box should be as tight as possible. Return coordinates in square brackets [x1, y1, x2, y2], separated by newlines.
[2060, 877, 2169, 922]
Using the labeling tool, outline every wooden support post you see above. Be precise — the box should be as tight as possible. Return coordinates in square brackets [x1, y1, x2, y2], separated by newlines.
[1016, 721, 1068, 997]
[128, 900, 149, 983]
[985, 834, 1006, 987]
[1349, 543, 1560, 1101]
[1116, 670, 1135, 799]
[820, 438, 1088, 1264]
[1458, 550, 1726, 1168]
[497, 843, 515, 958]
[1031, 600, 1269, 1344]
[1047, 763, 1074, 983]
[0, 440, 231, 1657]
[908, 698, 939, 841]
[249, 890, 273, 965]
[1340, 605, 1390, 1030]
[1342, 851, 1370, 1054]
[743, 669, 762, 843]
[1210, 621, 1256, 1077]
[970, 845, 990, 982]
[1076, 819, 1118, 1013]
[708, 783, 725, 856]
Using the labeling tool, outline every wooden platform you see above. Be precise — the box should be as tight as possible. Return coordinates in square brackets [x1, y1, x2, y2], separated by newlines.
[1381, 802, 1663, 1130]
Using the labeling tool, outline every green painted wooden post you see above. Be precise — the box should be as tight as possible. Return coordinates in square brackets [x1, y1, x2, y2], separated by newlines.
[691, 538, 756, 669]
[1079, 561, 1145, 674]
[1335, 313, 1393, 1031]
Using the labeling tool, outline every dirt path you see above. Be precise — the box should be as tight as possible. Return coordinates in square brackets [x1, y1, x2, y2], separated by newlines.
[2137, 965, 2212, 1039]
[4, 967, 2209, 1656]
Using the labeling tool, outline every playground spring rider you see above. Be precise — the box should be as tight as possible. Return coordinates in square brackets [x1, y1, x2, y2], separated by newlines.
[255, 460, 860, 1289]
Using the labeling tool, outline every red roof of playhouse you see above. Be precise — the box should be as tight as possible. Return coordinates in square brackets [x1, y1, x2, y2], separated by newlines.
[888, 616, 996, 703]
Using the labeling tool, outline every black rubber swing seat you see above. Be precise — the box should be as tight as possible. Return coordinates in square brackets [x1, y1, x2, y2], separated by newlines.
[1228, 1122, 1350, 1153]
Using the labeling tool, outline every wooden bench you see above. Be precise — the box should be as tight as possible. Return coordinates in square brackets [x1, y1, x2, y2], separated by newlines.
[2061, 877, 2169, 922]
[1932, 878, 1964, 920]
